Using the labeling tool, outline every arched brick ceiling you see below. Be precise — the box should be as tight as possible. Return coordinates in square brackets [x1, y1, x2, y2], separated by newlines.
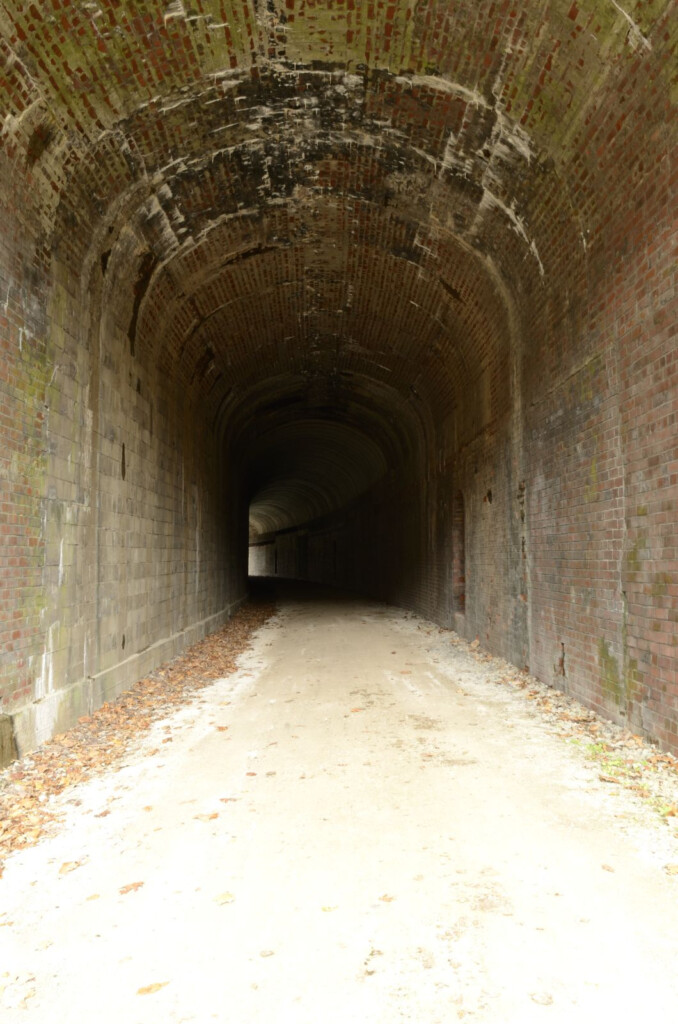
[1, 0, 674, 529]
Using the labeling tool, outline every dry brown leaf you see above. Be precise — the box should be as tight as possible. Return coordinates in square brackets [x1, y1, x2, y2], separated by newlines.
[350, 707, 364, 713]
[194, 813, 218, 822]
[531, 992, 553, 1006]
[599, 774, 620, 784]
[216, 726, 228, 732]
[379, 894, 395, 902]
[59, 860, 83, 875]
[137, 982, 169, 995]
[119, 881, 144, 895]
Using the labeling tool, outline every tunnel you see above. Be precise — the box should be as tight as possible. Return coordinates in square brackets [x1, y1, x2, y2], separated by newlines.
[0, 0, 676, 763]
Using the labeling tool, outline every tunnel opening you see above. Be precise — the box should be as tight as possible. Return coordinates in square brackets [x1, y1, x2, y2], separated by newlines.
[243, 404, 413, 589]
[245, 416, 391, 550]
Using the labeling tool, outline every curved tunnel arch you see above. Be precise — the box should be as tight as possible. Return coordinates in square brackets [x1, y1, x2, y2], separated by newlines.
[91, 138, 520, 564]
[0, 0, 675, 757]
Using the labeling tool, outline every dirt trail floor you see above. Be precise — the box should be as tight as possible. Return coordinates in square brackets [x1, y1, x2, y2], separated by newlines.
[2, 584, 678, 1022]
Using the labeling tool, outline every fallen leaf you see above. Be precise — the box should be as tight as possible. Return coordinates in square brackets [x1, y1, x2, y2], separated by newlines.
[601, 864, 615, 872]
[531, 992, 553, 1006]
[599, 773, 620, 784]
[260, 950, 275, 958]
[142, 806, 153, 812]
[194, 813, 218, 822]
[94, 809, 110, 818]
[215, 892, 235, 905]
[216, 726, 228, 732]
[322, 906, 338, 912]
[246, 771, 257, 776]
[350, 707, 364, 713]
[59, 860, 83, 875]
[379, 894, 395, 902]
[219, 798, 238, 803]
[18, 986, 36, 1009]
[665, 864, 678, 875]
[119, 881, 144, 895]
[86, 894, 100, 902]
[137, 982, 169, 995]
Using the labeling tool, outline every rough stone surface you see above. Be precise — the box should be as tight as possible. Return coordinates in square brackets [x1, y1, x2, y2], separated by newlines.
[0, 1, 676, 754]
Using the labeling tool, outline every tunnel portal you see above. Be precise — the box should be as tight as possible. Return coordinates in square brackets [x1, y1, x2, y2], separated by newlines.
[0, 0, 675, 760]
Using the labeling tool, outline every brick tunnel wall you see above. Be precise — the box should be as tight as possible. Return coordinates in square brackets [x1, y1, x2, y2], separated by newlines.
[524, 148, 678, 751]
[0, 190, 50, 743]
[0, 193, 247, 757]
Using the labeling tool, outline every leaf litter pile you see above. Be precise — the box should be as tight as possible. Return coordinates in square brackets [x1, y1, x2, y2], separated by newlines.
[0, 591, 276, 874]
